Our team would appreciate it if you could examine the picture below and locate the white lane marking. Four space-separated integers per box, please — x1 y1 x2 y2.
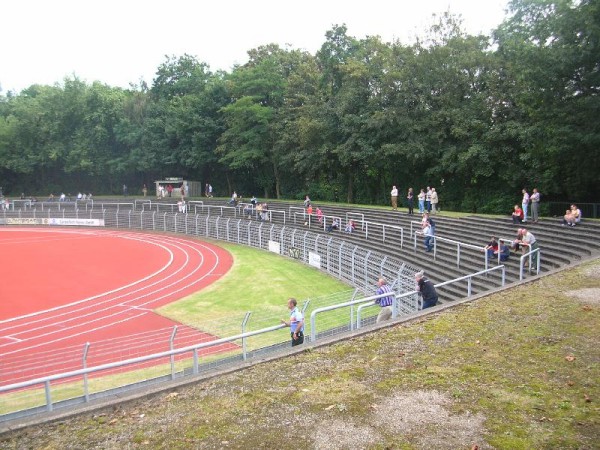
0 232 227 358
0 232 175 325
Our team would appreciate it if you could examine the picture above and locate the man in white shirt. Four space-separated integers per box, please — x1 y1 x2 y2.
390 186 398 210
522 189 530 222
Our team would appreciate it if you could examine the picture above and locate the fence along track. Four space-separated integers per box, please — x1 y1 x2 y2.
0 210 422 424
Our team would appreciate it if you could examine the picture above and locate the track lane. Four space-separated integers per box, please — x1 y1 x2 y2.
0 228 234 385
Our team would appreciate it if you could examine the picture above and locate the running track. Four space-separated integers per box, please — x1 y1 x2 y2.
0 228 234 386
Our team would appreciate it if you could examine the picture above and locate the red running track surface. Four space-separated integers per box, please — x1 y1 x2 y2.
0 228 234 386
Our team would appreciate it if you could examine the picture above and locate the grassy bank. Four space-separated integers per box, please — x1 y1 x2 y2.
2 259 599 449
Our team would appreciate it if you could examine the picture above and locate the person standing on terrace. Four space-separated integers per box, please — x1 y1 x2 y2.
521 188 530 222
391 185 398 211
530 188 541 223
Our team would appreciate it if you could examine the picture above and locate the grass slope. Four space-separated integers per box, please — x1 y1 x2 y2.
157 242 352 325
2 260 599 449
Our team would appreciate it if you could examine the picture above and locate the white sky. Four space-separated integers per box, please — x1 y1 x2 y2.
0 0 509 93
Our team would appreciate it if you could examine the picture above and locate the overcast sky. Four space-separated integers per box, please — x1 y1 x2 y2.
1 0 509 94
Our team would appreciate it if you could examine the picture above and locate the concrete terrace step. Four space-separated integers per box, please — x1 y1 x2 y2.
33 197 597 303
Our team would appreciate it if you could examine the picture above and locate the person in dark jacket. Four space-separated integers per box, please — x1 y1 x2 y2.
415 271 438 309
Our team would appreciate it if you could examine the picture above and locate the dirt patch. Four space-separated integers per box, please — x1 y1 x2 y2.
313 419 380 449
583 265 600 279
373 390 492 449
565 288 600 305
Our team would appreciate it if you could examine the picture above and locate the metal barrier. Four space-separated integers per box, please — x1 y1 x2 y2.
519 247 541 280
414 232 489 269
0 323 287 415
0 207 509 423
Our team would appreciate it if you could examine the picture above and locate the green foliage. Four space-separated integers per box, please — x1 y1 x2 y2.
0 2 597 205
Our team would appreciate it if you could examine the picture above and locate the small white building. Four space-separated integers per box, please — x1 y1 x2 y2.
154 178 202 198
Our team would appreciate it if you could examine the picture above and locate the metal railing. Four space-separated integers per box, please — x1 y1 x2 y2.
413 232 488 269
0 323 287 415
0 206 518 423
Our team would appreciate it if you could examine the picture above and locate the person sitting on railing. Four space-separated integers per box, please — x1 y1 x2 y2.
326 218 340 232
260 202 269 221
243 203 254 219
512 204 524 224
304 204 313 226
496 242 511 262
316 207 324 224
344 220 356 233
484 236 499 260
422 212 436 235
415 271 438 309
513 228 538 267
423 221 434 252
228 191 238 206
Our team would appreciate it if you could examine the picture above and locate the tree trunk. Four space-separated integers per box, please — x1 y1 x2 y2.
346 168 354 204
225 171 233 197
273 163 281 199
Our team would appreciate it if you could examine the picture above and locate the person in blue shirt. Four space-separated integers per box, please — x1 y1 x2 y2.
375 278 395 323
281 298 305 346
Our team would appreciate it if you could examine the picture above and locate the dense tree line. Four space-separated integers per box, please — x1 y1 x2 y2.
0 0 598 212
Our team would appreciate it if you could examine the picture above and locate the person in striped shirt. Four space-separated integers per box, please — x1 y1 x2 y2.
375 278 395 323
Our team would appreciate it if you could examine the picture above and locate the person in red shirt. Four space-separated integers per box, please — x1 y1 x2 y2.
512 204 524 224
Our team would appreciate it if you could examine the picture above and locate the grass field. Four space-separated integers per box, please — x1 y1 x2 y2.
0 241 355 416
157 241 358 339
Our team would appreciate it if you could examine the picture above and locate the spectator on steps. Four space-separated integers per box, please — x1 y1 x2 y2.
303 195 311 208
562 209 575 226
484 236 499 260
423 221 434 252
512 204 524 224
496 242 511 262
316 207 324 224
415 271 438 309
326 218 340 232
570 204 582 225
344 220 356 233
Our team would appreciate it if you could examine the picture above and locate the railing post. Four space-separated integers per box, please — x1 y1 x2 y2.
193 349 199 375
45 380 53 412
83 342 90 402
241 312 252 361
170 326 178 380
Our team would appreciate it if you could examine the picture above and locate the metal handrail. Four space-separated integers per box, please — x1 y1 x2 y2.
414 232 486 269
0 323 287 406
